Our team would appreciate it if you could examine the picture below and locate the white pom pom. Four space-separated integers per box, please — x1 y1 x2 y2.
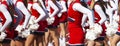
0 32 7 41
29 23 39 30
58 12 62 17
15 25 23 33
21 29 30 38
47 17 55 25
93 23 102 35
106 25 118 37
113 15 119 22
112 20 118 29
29 16 36 25
85 29 97 40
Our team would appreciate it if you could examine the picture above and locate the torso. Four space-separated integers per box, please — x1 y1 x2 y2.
68 1 83 28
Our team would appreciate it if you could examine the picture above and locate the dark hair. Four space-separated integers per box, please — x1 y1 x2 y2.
94 0 109 17
23 0 28 7
7 3 15 29
80 0 88 8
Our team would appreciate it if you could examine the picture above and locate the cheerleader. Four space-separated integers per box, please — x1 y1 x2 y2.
110 0 120 46
92 0 108 46
67 0 94 46
11 0 31 46
44 0 61 46
25 0 48 46
0 0 12 45
57 0 67 46
103 0 118 46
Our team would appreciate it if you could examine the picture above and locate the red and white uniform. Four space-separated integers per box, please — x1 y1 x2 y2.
67 0 94 45
94 3 107 36
31 2 48 31
47 0 60 27
15 0 31 29
59 0 68 23
0 0 15 39
67 0 84 45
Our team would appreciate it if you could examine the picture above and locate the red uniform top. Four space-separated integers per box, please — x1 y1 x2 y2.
0 1 8 25
68 2 83 28
67 1 85 44
49 0 59 26
31 2 48 31
59 0 68 23
94 4 106 36
0 1 16 39
15 0 25 25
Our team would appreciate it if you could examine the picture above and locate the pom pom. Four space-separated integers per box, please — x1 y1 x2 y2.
0 32 7 41
47 17 55 25
15 25 23 33
29 16 36 25
29 23 39 30
106 25 118 37
92 23 103 35
85 29 97 40
21 29 30 38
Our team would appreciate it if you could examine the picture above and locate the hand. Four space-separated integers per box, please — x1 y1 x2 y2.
46 17 55 25
29 23 39 30
0 32 7 41
60 30 65 38
15 25 23 33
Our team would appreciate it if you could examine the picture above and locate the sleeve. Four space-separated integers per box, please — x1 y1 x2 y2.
81 14 87 27
60 1 67 13
73 3 94 28
33 3 46 23
48 1 59 17
94 5 107 25
13 7 23 28
110 1 117 11
16 2 31 29
67 0 72 7
27 3 32 11
0 4 12 32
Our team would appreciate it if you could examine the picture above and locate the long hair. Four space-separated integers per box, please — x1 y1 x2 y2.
7 1 15 29
94 0 109 17
80 0 88 8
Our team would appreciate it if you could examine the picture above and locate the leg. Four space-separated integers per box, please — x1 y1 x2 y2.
44 31 50 46
49 28 59 46
10 40 15 46
36 36 43 46
87 40 95 46
25 34 35 46
15 40 24 46
34 39 37 46
59 23 66 37
111 34 120 46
